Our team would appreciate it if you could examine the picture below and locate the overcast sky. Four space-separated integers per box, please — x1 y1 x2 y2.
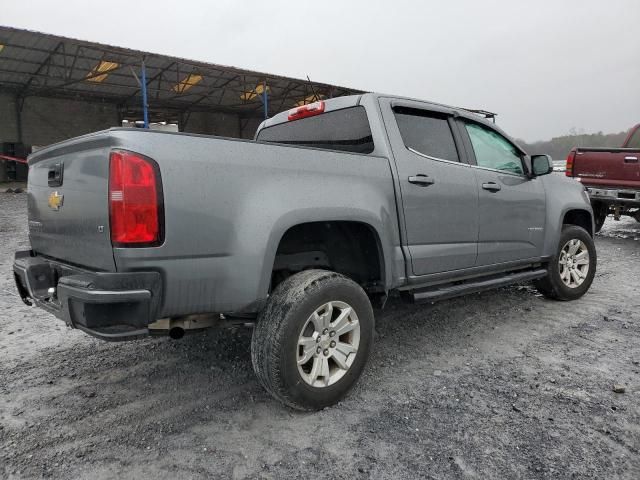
3 0 639 142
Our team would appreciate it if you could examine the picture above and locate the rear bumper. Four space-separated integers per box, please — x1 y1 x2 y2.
585 186 640 206
13 250 162 341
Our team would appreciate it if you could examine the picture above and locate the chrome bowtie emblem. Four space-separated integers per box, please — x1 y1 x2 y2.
48 191 64 211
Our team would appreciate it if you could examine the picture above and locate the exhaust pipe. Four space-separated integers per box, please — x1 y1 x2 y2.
148 314 247 339
168 326 185 340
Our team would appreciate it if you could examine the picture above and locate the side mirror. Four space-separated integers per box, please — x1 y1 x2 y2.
531 154 554 176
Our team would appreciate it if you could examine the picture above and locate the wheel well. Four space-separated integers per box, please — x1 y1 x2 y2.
271 221 384 294
563 209 593 236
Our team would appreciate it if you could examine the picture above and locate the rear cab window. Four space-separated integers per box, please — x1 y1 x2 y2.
627 126 640 148
256 106 374 154
393 107 460 162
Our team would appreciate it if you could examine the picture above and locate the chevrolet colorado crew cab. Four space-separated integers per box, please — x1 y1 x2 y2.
14 93 597 410
565 123 640 231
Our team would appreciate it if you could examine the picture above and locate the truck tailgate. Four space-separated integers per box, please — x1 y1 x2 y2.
27 132 116 271
573 148 640 188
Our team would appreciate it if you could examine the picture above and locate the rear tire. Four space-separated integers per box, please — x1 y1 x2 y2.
594 209 607 233
251 269 374 411
591 202 608 233
534 225 596 301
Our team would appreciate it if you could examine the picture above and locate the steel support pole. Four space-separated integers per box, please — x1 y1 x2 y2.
263 80 268 120
15 95 23 144
141 59 149 128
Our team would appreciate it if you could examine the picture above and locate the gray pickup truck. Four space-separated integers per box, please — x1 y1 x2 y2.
14 93 596 410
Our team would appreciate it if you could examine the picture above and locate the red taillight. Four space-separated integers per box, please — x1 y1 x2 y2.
287 100 325 121
109 150 163 246
565 150 576 177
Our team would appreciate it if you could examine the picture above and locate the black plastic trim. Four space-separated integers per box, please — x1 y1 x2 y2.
13 251 162 341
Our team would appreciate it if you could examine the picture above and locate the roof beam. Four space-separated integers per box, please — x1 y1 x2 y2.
17 41 65 96
173 74 240 107
122 61 176 102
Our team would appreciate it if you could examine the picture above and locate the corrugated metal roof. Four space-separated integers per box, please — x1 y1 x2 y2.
0 26 363 120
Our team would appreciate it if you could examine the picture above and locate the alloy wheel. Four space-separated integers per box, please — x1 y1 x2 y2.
558 239 590 288
296 301 361 387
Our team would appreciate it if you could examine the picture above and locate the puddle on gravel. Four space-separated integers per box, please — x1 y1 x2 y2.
597 218 640 241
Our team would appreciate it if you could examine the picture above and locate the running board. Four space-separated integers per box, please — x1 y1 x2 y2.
409 269 547 304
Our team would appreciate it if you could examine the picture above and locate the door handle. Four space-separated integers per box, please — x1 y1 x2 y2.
48 162 64 187
624 156 638 163
408 175 435 186
482 182 501 192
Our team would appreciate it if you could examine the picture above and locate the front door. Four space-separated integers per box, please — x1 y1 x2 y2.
381 100 479 276
458 120 546 265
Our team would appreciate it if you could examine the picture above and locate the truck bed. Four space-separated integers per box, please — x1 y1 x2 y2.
570 147 640 189
25 128 399 318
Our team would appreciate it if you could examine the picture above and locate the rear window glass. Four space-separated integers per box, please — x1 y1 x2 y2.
627 127 640 148
256 106 374 154
394 107 459 162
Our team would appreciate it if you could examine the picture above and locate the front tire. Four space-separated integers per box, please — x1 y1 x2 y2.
534 225 597 301
251 270 374 411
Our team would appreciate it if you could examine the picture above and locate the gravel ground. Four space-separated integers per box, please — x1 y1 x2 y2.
1 191 639 479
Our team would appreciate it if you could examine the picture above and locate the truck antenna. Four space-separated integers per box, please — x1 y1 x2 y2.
306 75 320 102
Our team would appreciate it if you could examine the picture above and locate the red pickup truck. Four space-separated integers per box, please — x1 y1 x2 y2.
566 124 640 232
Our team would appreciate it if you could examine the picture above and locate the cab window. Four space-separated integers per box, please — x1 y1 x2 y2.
394 107 459 162
464 122 524 175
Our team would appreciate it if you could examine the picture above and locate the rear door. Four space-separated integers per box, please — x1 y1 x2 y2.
380 99 479 276
457 119 546 265
28 136 116 271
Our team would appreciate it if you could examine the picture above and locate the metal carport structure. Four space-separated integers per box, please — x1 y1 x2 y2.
0 25 363 180
0 25 362 137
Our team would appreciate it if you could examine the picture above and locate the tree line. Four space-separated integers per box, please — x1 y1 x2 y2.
516 128 632 160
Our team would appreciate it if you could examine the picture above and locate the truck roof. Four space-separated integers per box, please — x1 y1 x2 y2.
256 93 514 147
259 93 502 129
